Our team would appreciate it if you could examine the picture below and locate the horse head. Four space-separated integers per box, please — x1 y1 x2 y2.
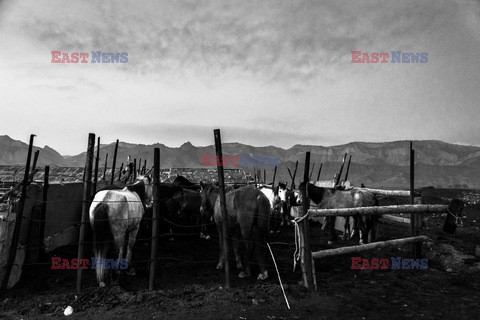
136 175 153 208
276 182 288 203
199 182 214 221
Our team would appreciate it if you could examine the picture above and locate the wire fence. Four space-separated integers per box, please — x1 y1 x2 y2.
1 186 302 290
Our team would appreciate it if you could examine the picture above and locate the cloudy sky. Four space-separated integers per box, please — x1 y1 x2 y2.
0 0 479 155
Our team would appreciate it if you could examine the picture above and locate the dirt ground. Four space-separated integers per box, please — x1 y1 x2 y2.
1 188 480 320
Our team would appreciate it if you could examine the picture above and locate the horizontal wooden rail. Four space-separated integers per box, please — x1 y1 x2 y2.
309 204 448 218
312 235 428 259
0 169 39 204
353 187 420 197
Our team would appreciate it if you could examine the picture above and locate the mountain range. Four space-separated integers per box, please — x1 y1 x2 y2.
1 135 480 189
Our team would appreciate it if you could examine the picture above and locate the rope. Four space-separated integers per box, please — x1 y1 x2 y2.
447 208 463 227
291 210 309 272
266 242 290 310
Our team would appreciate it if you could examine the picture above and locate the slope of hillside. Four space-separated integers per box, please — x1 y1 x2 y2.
2 135 480 188
0 135 67 166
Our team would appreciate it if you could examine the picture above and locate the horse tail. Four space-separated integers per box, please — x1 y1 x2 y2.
92 202 111 285
255 195 271 240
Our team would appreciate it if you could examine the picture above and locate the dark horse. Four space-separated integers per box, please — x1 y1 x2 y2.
298 182 379 244
164 186 203 238
201 184 270 280
173 175 199 190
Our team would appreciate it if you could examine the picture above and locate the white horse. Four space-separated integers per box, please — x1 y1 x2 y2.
89 175 152 287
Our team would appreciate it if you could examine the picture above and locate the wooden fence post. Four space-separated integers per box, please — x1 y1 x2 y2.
111 139 119 185
76 133 95 292
410 142 421 258
344 155 352 182
335 153 347 186
272 166 277 190
0 134 35 295
103 153 108 180
309 163 315 180
317 163 323 181
299 151 315 290
93 137 100 194
292 161 298 189
133 159 137 181
39 166 49 259
31 150 39 173
118 162 124 181
26 165 50 264
149 148 160 291
214 129 230 289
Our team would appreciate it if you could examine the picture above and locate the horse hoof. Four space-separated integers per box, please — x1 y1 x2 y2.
236 262 243 270
276 230 280 234
359 240 364 245
99 282 106 288
257 271 268 280
216 263 223 270
238 271 250 278
270 230 274 234
327 240 335 245
205 235 211 240
127 268 136 276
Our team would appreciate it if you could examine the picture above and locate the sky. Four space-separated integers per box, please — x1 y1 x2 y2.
0 0 479 155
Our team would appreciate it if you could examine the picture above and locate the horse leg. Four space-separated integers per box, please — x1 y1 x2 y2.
343 216 351 240
256 232 268 281
358 216 366 245
216 222 224 270
239 229 252 278
232 236 243 270
367 216 379 243
125 227 139 276
327 217 338 244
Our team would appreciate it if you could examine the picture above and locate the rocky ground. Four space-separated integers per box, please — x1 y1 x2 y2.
1 188 479 320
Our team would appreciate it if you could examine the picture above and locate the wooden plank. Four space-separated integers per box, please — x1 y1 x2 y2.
380 214 410 224
76 133 95 292
312 236 428 259
214 129 230 289
352 187 419 197
300 151 315 290
149 148 160 291
111 139 119 185
309 204 449 218
0 134 35 295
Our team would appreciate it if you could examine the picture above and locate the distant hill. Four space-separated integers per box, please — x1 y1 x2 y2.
0 135 67 167
2 135 480 189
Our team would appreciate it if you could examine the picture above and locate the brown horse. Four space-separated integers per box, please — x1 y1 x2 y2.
199 183 236 239
298 182 379 244
204 185 270 280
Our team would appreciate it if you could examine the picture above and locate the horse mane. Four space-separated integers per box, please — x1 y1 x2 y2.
95 185 123 194
173 175 195 187
306 183 326 204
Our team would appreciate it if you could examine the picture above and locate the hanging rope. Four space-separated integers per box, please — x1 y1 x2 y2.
291 210 309 272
